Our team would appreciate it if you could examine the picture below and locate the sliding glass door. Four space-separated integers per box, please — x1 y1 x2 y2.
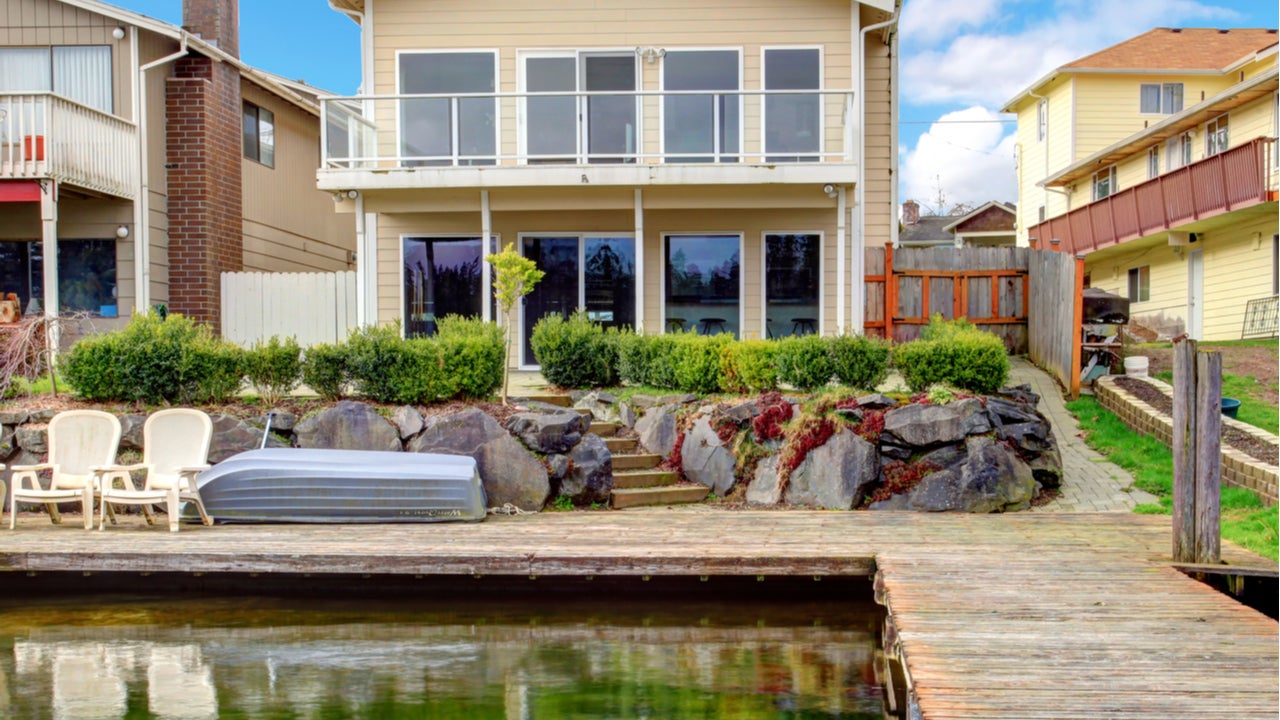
399 51 497 166
521 53 638 164
663 50 740 162
521 235 635 366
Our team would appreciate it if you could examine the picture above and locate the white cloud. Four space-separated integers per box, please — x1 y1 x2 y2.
901 0 1242 108
899 107 1018 211
900 0 1004 45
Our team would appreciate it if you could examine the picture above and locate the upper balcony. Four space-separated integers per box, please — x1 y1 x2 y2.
1027 137 1277 256
0 93 139 199
317 88 858 192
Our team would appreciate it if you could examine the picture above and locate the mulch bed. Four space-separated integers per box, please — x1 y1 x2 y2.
1112 376 1278 466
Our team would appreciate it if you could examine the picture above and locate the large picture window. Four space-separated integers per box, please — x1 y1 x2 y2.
399 51 497 166
0 239 116 315
764 233 820 338
764 48 821 161
402 236 495 338
663 50 740 163
664 234 741 338
0 46 112 112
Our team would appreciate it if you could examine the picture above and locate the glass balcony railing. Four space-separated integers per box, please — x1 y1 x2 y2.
0 92 138 199
320 89 855 171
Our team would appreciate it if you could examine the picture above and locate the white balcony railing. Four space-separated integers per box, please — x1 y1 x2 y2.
321 89 856 174
0 93 139 199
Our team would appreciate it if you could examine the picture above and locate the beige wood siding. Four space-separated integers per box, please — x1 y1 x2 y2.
0 0 136 119
140 30 176 306
862 22 892 253
241 83 356 273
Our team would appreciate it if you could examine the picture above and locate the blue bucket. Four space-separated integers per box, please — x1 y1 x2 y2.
1221 398 1241 419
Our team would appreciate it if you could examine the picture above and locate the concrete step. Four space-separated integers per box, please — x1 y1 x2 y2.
589 421 620 436
604 437 638 453
611 469 680 489
611 453 662 470
611 485 709 509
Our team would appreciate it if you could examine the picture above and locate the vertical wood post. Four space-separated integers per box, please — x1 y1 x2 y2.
884 244 895 342
1194 351 1222 564
1171 339 1196 562
1069 255 1085 399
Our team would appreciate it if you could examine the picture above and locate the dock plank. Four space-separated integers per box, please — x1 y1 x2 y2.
1 510 1275 719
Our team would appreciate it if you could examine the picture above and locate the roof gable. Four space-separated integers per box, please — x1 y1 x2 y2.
944 201 1016 233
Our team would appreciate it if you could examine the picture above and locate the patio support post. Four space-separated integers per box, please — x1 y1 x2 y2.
40 181 59 351
481 190 492 323
634 189 645 333
836 186 847 331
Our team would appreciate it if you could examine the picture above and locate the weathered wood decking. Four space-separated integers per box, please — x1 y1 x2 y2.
1 510 1276 718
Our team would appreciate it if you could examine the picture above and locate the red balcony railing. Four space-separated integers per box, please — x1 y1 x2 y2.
1028 137 1276 255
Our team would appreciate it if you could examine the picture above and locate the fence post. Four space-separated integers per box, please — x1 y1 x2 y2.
884 244 895 342
1069 255 1085 399
1194 350 1222 564
1171 339 1196 562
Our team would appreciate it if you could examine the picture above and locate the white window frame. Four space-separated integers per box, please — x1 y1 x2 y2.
1147 146 1160 179
760 230 824 339
1166 132 1193 172
398 233 500 339
761 45 825 161
395 48 501 166
659 231 746 337
1205 114 1229 157
1139 82 1183 114
1127 265 1150 303
1036 99 1047 142
515 232 636 370
1092 165 1117 201
659 47 744 163
516 50 578 165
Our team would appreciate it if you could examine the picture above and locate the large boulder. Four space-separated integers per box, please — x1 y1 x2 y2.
504 411 587 454
785 429 879 509
15 425 46 454
681 417 736 496
409 407 550 512
746 455 782 506
293 401 400 452
118 414 147 451
557 434 613 505
0 426 15 457
208 414 288 464
391 406 424 440
574 391 620 423
905 436 1038 513
953 398 992 436
883 403 968 447
1026 433 1063 489
635 405 678 458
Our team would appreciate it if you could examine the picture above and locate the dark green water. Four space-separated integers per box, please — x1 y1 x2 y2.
0 593 885 719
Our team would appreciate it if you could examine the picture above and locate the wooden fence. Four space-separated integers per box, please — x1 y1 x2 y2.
865 245 1082 396
221 271 358 347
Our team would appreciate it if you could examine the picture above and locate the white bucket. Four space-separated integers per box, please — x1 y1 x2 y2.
1123 356 1149 377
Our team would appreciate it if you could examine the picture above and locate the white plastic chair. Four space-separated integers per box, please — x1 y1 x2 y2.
97 408 214 532
8 410 122 530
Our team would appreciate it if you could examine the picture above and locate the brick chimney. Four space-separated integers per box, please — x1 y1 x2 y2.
165 0 243 332
183 0 239 58
902 199 920 226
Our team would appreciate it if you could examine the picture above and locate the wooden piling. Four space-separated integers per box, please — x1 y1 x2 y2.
1171 339 1196 562
1195 350 1222 564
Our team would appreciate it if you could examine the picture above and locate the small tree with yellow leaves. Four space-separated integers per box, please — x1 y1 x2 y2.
487 243 545 404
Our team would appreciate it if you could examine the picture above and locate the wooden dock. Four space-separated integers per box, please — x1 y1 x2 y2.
2 510 1276 718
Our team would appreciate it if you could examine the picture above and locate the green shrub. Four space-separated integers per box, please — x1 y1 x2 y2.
720 339 778 393
776 335 833 391
301 342 348 401
63 312 243 404
438 317 504 399
344 324 421 403
894 324 1009 394
244 336 301 405
530 312 618 388
829 334 891 390
920 313 977 342
671 333 731 394
617 333 680 389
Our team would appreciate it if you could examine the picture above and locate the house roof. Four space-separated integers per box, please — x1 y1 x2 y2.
1064 28 1278 72
325 0 900 22
943 201 1016 233
1001 27 1278 112
1041 65 1279 187
898 215 956 247
58 0 323 117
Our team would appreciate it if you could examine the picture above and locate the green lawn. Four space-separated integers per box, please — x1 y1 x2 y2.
1066 395 1278 561
1151 369 1279 434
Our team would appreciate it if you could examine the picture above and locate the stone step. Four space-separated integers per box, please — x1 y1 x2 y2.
611 469 680 489
611 453 662 470
588 421 620 436
611 485 709 509
604 437 638 453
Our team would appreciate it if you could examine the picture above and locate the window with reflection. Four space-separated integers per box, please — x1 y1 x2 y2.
664 235 740 338
764 48 821 162
764 233 820 337
0 239 116 315
520 236 634 366
663 50 739 162
399 52 496 166
402 236 495 337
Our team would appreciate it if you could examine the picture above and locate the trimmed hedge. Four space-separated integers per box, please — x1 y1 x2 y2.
300 342 348 401
529 312 620 389
343 319 504 403
719 339 778 393
244 336 302 405
775 335 834 391
894 317 1009 394
829 334 892 390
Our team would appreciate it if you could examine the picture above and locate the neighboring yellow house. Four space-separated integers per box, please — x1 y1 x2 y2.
1003 28 1278 342
0 0 354 337
321 0 902 367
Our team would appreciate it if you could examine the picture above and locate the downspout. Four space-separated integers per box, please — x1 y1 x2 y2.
856 3 899 334
134 33 189 314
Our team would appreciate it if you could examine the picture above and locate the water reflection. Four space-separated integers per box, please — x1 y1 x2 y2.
0 596 884 719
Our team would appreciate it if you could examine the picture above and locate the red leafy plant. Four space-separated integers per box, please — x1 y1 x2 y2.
863 460 941 505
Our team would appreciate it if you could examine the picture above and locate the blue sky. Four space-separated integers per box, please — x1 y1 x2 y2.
116 0 1278 211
